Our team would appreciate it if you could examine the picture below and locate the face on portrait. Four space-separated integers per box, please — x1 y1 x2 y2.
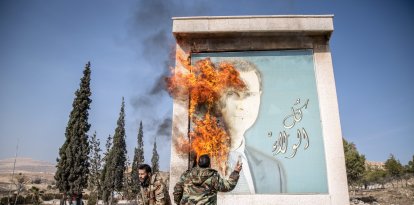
220 70 262 142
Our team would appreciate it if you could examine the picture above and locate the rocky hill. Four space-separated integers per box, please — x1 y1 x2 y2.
0 157 56 196
0 157 55 174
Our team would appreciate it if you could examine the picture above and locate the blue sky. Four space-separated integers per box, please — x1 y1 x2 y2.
0 0 413 171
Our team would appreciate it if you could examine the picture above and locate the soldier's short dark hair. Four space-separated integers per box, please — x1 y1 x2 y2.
198 154 210 168
138 164 152 173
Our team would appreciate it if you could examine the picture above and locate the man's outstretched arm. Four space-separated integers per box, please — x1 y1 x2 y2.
214 159 243 192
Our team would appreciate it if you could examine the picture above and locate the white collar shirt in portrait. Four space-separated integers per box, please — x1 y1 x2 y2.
227 139 256 194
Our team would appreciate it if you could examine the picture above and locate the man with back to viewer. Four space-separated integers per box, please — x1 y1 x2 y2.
175 154 242 205
137 164 171 205
173 152 198 203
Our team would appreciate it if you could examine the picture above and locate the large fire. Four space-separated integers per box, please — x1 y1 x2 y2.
166 51 245 174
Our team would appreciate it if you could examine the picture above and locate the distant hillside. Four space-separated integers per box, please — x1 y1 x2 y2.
0 157 56 174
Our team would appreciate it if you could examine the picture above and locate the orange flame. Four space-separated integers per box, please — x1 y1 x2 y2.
191 113 229 173
166 51 245 174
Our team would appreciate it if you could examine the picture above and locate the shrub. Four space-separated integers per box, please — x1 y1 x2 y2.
87 192 98 205
82 193 90 200
1 195 28 205
42 193 59 201
32 177 42 184
0 197 10 205
1 195 26 205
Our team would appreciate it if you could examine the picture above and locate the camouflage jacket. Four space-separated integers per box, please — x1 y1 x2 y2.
137 172 171 205
173 169 191 204
175 167 240 205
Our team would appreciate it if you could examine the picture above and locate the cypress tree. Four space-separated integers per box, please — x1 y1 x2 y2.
55 62 92 204
131 121 145 193
151 139 160 173
104 135 112 159
100 134 112 204
88 131 102 202
122 156 135 200
100 154 113 204
111 98 127 191
101 98 127 204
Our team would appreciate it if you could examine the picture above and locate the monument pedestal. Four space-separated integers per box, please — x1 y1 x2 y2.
169 15 349 205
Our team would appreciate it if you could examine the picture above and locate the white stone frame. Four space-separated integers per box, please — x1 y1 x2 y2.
169 15 349 205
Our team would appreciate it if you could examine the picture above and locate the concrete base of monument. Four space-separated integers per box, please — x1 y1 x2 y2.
217 194 331 205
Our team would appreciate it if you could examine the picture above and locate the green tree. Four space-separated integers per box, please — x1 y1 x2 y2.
103 135 112 161
55 62 92 205
131 121 145 194
111 98 127 191
101 156 112 204
151 139 160 173
385 154 403 188
100 135 112 204
406 154 414 174
88 131 102 204
122 156 135 200
402 154 414 187
362 166 387 189
101 98 127 205
375 169 387 188
343 138 366 191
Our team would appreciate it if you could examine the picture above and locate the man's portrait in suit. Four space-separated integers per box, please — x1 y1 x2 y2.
192 50 329 194
217 59 286 194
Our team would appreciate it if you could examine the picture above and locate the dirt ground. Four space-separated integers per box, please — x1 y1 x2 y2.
350 179 414 205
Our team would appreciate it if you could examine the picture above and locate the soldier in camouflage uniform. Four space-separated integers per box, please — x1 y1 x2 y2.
137 164 171 205
174 154 242 205
173 152 198 203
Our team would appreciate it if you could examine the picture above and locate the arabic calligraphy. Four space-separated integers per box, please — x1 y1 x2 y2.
285 128 309 159
272 98 310 159
283 98 309 129
272 131 288 155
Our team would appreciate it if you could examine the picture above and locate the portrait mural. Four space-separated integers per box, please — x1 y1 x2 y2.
191 50 328 194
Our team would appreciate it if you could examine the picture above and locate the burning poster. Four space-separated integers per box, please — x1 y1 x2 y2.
167 49 328 194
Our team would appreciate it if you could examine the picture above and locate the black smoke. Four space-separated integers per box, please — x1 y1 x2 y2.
156 118 172 138
128 1 210 158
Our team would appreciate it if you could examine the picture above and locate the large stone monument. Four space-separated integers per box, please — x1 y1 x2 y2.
169 15 349 205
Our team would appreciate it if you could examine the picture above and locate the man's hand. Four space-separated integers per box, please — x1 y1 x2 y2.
234 157 243 172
